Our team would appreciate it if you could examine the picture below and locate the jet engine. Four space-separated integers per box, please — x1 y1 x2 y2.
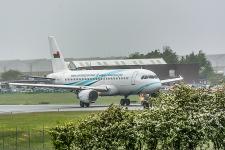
78 89 98 103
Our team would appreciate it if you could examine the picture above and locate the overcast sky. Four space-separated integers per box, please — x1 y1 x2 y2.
0 0 225 60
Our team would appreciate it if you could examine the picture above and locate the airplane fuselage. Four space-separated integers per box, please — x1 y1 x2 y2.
47 69 162 96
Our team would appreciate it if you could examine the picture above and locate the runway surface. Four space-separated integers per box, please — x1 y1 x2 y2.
0 104 143 114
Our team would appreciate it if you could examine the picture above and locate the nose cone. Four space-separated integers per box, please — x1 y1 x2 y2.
142 79 162 94
157 79 162 89
152 79 162 91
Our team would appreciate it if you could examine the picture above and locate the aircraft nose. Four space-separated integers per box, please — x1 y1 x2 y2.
153 79 161 90
141 79 162 93
157 79 162 90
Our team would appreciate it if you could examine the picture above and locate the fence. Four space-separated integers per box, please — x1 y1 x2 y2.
0 126 54 150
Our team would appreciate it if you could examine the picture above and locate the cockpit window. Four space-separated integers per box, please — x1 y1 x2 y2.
141 75 158 79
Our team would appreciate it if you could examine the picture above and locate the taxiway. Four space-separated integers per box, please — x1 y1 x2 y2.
0 104 143 114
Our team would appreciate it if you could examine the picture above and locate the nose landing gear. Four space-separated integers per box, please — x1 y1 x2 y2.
139 93 152 109
141 100 150 109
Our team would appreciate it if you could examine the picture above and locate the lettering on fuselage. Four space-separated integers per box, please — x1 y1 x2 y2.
71 73 123 78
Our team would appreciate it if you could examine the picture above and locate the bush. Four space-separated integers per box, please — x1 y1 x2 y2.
49 122 76 150
73 105 138 150
50 84 225 150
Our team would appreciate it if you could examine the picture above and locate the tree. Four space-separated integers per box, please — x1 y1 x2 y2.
128 52 145 59
1 70 22 81
162 46 179 64
128 46 179 64
180 50 214 79
145 49 162 58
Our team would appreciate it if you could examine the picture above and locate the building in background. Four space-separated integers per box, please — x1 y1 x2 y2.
0 58 200 83
69 58 166 69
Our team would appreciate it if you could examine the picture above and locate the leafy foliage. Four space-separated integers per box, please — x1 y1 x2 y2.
50 85 225 150
1 69 22 81
129 46 179 64
73 105 137 150
180 51 214 79
49 122 76 150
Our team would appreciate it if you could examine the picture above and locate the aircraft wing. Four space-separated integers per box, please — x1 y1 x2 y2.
9 83 107 92
160 76 183 84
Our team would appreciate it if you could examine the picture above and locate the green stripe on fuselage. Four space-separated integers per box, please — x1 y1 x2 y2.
64 70 125 86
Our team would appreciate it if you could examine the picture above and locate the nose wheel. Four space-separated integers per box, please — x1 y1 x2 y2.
120 97 130 106
139 93 151 109
141 101 150 109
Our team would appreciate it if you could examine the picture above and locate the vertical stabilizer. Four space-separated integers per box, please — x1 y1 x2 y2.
48 36 69 73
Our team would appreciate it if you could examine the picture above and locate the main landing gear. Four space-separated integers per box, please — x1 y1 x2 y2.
120 96 130 106
80 101 90 107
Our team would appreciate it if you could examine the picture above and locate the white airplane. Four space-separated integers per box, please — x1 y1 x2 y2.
10 36 183 107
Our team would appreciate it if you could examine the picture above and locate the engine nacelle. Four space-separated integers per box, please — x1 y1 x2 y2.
78 89 98 103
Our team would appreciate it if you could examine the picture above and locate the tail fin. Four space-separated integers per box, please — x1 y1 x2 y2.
48 36 69 73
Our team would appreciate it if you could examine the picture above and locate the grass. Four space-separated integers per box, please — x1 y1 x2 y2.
0 92 139 105
0 93 140 149
0 111 92 129
0 111 93 150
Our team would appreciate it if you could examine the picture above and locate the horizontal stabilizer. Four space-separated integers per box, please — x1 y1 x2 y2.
21 75 55 80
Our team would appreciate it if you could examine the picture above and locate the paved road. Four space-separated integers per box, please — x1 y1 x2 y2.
0 104 143 114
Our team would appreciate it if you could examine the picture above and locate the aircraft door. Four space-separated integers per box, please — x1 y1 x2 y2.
131 71 138 85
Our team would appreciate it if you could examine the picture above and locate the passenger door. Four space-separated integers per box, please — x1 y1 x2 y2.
131 71 138 85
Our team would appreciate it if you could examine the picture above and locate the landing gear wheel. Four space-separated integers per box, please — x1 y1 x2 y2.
80 101 85 107
120 99 125 106
125 99 130 106
84 103 90 107
142 101 150 109
120 99 130 106
80 102 90 108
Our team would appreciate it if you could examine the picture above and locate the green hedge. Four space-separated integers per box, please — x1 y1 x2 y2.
50 84 225 150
